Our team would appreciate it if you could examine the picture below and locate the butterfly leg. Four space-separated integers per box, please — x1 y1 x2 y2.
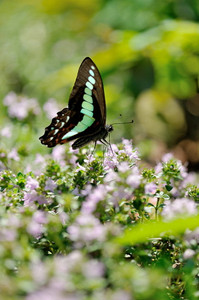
90 141 97 156
100 139 109 146
101 138 114 154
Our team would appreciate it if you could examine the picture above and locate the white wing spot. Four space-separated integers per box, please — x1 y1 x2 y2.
91 65 95 70
60 122 65 128
86 81 93 90
66 116 70 122
89 69 94 77
88 76 95 85
49 137 53 141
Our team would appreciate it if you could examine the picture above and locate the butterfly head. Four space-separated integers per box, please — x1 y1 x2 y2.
106 124 113 133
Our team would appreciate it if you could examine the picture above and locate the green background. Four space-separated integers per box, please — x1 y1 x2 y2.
1 0 199 167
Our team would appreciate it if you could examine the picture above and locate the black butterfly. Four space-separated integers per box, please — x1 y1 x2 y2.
39 57 113 149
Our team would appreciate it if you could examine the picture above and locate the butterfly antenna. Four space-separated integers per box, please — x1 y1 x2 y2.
111 120 134 126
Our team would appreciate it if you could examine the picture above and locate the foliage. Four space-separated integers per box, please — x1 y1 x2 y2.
1 1 199 299
1 96 199 299
1 0 199 151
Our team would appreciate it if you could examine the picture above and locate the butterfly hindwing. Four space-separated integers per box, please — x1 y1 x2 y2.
39 57 106 148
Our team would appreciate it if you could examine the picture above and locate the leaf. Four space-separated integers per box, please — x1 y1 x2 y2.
115 214 199 245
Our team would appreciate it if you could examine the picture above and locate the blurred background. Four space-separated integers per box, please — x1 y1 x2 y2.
1 0 199 169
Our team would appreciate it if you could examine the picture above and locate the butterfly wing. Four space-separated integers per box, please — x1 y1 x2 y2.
39 57 106 148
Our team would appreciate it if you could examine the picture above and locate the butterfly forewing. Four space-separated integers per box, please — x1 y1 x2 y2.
69 57 106 125
39 57 106 148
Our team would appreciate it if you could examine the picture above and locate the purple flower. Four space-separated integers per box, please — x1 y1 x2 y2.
103 150 118 170
58 211 68 225
0 228 17 242
68 213 106 243
185 228 199 245
162 153 173 162
154 162 162 174
43 98 60 119
45 178 57 192
52 145 65 165
126 167 141 188
183 249 195 259
27 211 47 238
82 260 105 278
33 211 47 224
111 187 131 205
23 190 48 206
122 138 139 161
8 148 20 161
145 182 157 194
3 92 40 120
81 184 107 214
35 154 46 165
181 172 197 188
3 91 16 106
162 198 197 220
26 176 39 190
118 161 130 173
1 125 12 137
26 288 70 300
104 169 120 183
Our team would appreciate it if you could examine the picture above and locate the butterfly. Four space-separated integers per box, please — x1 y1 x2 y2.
39 57 113 150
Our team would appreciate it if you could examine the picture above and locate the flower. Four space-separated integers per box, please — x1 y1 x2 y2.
103 148 118 170
26 176 39 190
161 198 197 220
122 138 139 161
145 182 157 194
52 145 65 164
126 167 141 188
67 213 106 243
1 125 12 137
43 98 60 119
45 178 57 192
8 148 20 161
82 260 105 278
118 161 130 173
3 92 40 120
81 184 107 214
23 190 48 206
162 153 173 162
27 211 47 238
183 249 195 259
184 228 199 245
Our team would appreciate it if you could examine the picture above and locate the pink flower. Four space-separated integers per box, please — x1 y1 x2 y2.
27 211 47 238
8 148 20 161
82 260 104 278
3 92 40 120
68 214 106 243
43 98 60 119
45 178 57 192
26 176 39 190
81 184 107 214
145 182 157 194
52 145 65 163
162 198 197 220
126 167 141 188
23 190 48 206
1 125 12 137
183 249 195 259
118 161 129 173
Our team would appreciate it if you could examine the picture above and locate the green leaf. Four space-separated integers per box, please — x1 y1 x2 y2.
115 214 199 245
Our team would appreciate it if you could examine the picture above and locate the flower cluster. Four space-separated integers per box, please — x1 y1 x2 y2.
0 138 199 299
3 92 40 120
